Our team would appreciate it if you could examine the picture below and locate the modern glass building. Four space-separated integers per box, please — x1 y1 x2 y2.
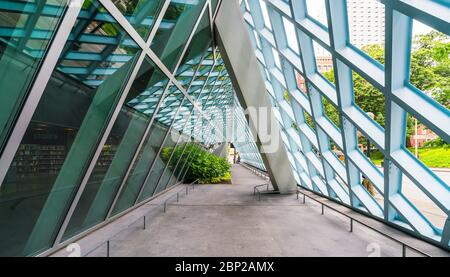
0 0 448 256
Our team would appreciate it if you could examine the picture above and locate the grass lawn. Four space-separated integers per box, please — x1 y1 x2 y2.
370 147 450 168
370 150 384 166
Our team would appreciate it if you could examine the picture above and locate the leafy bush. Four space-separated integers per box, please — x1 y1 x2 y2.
161 143 231 184
423 137 449 148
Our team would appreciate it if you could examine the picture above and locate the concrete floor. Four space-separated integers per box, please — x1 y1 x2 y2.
51 164 449 257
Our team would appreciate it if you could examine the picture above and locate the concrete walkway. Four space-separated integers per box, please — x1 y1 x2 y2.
51 164 449 257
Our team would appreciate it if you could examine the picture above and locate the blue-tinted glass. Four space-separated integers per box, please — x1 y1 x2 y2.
0 0 141 256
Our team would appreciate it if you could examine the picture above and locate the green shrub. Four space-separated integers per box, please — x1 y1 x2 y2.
161 143 231 184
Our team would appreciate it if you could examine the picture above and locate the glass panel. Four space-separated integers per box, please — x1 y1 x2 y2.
163 111 201 189
347 0 385 63
62 57 168 240
0 0 141 256
111 0 166 39
211 0 220 15
0 0 68 155
111 84 185 215
150 0 206 72
174 12 211 88
138 100 194 200
305 0 328 28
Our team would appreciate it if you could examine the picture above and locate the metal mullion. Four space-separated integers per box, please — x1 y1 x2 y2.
324 0 375 211
166 2 210 105
162 115 210 190
176 145 198 183
98 0 148 49
144 0 172 45
134 96 191 203
17 0 46 51
105 81 173 219
0 0 84 188
283 1 329 188
98 0 214 219
51 4 176 245
196 64 225 112
184 52 212 93
52 47 149 247
161 128 197 189
160 75 218 191
179 137 210 183
186 49 219 95
208 0 216 59
152 109 199 193
180 133 214 181
107 1 209 116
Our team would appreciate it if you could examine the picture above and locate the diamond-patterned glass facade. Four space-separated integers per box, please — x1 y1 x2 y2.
0 0 448 256
241 0 449 249
0 0 263 256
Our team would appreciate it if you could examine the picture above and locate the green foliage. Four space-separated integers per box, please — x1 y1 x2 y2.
303 111 315 129
423 137 449 148
370 150 385 165
322 32 449 133
407 147 450 168
162 143 231 184
210 172 232 184
322 96 340 127
283 90 291 103
370 142 450 167
410 31 450 109
323 65 385 127
361 44 385 64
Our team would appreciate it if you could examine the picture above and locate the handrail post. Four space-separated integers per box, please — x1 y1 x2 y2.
402 244 406 257
106 240 110 257
177 192 179 202
350 218 353 232
186 186 188 195
143 216 146 230
321 204 324 215
303 194 306 204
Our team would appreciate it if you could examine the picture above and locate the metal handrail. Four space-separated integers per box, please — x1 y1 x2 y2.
241 163 270 182
163 180 198 213
296 188 431 257
253 183 270 201
81 180 198 257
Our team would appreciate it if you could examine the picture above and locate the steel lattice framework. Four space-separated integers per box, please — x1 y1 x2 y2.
241 0 449 249
0 0 264 256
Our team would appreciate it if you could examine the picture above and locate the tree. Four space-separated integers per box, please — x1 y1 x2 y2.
322 31 449 146
322 44 386 128
410 31 450 109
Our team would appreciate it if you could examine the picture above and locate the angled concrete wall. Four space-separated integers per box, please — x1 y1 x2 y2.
214 0 296 194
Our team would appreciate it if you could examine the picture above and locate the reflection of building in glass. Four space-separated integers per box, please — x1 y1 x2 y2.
410 126 438 147
296 56 333 89
347 0 385 47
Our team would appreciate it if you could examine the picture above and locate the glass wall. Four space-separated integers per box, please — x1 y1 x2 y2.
0 0 69 154
241 0 450 249
62 57 169 240
0 0 236 256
